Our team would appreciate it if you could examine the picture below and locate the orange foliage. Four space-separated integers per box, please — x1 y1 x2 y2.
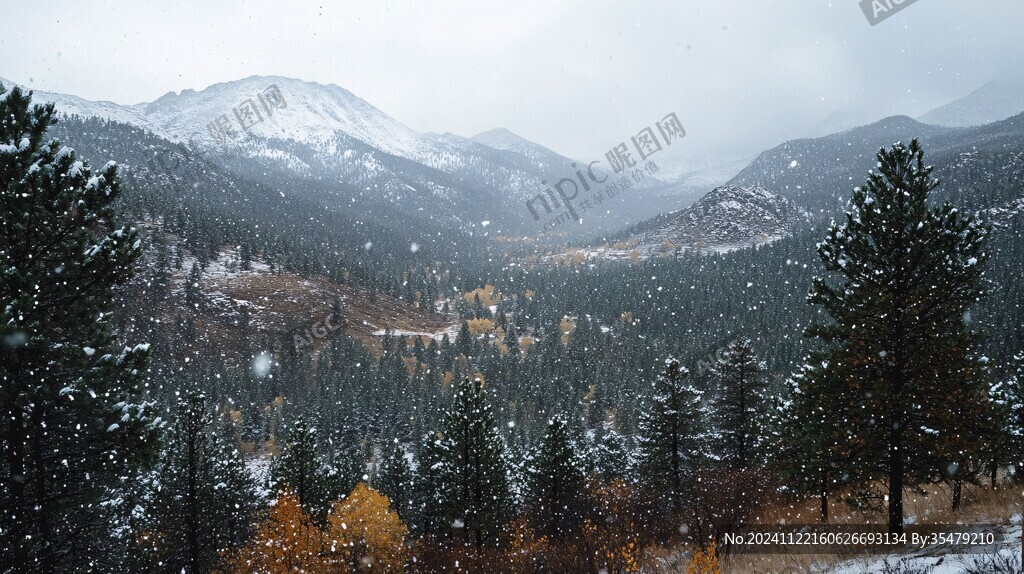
463 284 500 307
467 318 495 335
219 489 325 574
580 480 645 573
518 336 535 353
325 483 408 572
685 541 720 574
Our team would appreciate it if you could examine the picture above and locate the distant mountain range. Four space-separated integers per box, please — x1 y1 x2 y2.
585 105 1024 259
918 81 1024 128
0 75 690 239
730 112 1024 221
810 80 1024 137
5 73 1023 253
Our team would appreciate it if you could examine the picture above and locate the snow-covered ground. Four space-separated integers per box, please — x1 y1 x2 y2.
820 518 1022 574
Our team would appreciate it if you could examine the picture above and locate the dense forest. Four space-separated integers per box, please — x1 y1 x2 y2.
2 78 1023 574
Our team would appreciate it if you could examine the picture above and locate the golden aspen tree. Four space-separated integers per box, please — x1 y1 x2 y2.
324 483 409 572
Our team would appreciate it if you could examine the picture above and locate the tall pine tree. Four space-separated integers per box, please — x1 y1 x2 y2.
806 139 990 533
139 391 257 573
437 377 510 550
637 358 702 515
0 84 162 570
524 416 587 540
709 338 768 470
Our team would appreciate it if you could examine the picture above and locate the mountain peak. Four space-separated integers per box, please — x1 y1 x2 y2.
470 127 536 149
918 80 1024 127
589 185 805 260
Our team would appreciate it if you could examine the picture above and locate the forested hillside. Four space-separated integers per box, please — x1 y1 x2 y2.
3 68 1024 573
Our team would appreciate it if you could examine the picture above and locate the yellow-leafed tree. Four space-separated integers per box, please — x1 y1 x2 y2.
324 483 409 572
685 541 720 574
218 489 326 574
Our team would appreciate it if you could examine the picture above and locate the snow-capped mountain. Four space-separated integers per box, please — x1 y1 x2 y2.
561 184 805 262
918 81 1024 128
2 75 574 234
470 127 581 174
630 185 805 254
0 76 152 127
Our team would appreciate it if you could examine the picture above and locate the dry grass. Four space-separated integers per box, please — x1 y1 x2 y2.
643 482 1024 574
154 240 454 362
747 480 1024 527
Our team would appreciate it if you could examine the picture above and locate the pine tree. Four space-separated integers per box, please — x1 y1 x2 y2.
637 358 703 515
778 363 860 522
456 321 473 357
1008 355 1024 482
524 416 587 540
709 338 768 470
0 84 162 569
437 377 510 550
413 432 446 537
984 377 1012 490
185 261 203 310
271 416 346 518
592 421 631 482
806 139 990 534
375 441 415 524
141 391 257 573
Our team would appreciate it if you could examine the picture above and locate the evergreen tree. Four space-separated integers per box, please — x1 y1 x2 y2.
637 358 702 515
806 139 990 534
592 421 632 482
1008 355 1024 482
456 321 473 357
524 416 587 540
0 84 162 570
185 261 203 310
709 338 768 470
414 432 446 537
141 391 257 573
778 364 860 522
375 441 416 523
270 415 351 519
437 377 510 550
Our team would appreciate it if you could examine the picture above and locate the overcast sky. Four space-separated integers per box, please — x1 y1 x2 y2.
2 1 1023 160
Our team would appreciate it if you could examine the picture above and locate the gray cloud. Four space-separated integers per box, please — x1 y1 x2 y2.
2 0 1022 161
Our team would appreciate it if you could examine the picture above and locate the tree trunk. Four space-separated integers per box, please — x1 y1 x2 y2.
31 408 52 571
952 479 962 512
187 425 199 574
6 402 27 569
819 467 829 523
887 422 904 535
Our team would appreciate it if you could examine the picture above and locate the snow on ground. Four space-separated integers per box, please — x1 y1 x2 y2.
543 233 786 265
244 456 273 501
372 324 460 341
821 520 1022 574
